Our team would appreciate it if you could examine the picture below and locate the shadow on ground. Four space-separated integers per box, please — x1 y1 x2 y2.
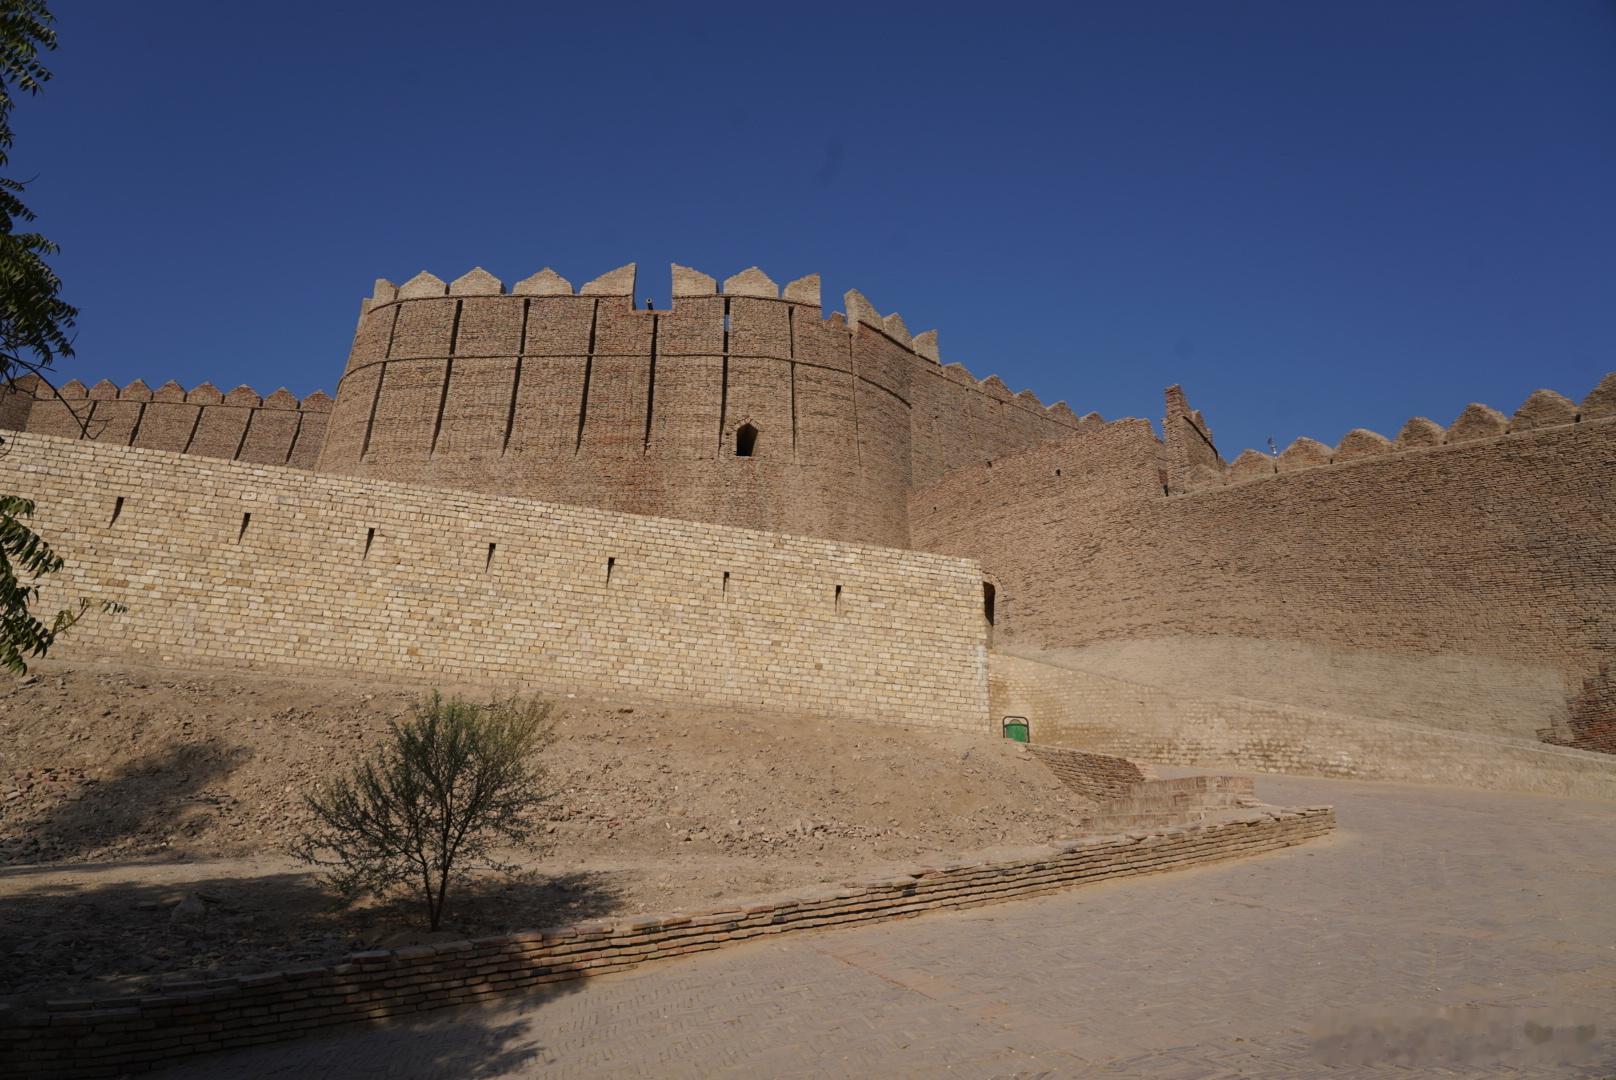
0 862 624 1004
151 985 587 1080
1 737 251 863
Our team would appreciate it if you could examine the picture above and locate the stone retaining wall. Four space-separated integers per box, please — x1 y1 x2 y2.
0 808 1334 1078
1027 744 1146 801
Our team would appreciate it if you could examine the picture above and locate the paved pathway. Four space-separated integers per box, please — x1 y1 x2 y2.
159 774 1616 1078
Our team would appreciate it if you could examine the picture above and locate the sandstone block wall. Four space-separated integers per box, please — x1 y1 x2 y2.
0 433 991 731
914 408 1616 684
990 653 1616 801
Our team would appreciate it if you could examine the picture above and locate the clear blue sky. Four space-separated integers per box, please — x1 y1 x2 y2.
15 1 1616 456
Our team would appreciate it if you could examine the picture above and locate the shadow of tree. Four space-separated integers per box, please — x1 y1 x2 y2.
150 996 579 1079
1 736 251 863
0 863 624 1003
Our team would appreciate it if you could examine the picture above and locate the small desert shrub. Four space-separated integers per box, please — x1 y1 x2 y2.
292 692 553 930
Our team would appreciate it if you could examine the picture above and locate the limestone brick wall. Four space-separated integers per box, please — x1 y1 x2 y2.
914 406 1616 683
990 653 1616 801
0 433 991 731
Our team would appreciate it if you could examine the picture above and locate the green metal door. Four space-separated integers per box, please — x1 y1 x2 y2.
1002 716 1029 742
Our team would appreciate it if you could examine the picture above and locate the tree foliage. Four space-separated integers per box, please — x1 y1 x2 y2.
292 693 554 931
0 494 120 673
0 2 118 673
0 0 74 379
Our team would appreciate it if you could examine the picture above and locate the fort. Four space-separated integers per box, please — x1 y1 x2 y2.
0 260 1612 771
2 260 1616 1077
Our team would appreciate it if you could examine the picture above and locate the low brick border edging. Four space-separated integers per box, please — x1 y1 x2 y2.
0 806 1335 1078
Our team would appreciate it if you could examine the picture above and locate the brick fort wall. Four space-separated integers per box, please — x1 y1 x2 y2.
315 264 1080 548
914 394 1616 684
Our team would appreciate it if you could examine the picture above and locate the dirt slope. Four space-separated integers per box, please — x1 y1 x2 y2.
0 662 1087 1002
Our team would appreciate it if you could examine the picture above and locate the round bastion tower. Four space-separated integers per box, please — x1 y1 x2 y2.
316 263 924 547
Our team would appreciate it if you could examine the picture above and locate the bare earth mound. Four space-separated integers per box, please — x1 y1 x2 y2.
0 663 1090 1003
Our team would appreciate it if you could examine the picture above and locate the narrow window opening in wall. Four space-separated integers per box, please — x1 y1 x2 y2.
986 460 992 469
485 542 496 571
735 423 758 457
722 570 730 595
834 583 842 612
363 527 376 560
1055 469 1061 476
237 512 251 543
606 556 615 584
983 582 996 626
109 496 125 527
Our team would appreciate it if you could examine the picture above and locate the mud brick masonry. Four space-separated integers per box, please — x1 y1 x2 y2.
0 258 1611 748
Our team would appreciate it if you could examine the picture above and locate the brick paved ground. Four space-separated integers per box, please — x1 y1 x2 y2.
157 774 1616 1078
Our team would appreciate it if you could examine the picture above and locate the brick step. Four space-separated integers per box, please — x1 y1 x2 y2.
1125 776 1255 797
1083 810 1207 829
1102 794 1241 814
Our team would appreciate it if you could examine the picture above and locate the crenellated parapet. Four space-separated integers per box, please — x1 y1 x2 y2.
1161 385 1223 494
0 373 332 468
346 263 1080 426
1190 373 1616 490
0 259 1085 550
322 262 1082 546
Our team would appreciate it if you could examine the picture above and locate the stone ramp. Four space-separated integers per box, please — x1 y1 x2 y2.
1014 637 1570 742
994 651 1616 801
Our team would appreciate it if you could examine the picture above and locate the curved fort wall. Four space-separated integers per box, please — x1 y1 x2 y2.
0 263 1081 548
316 263 1078 547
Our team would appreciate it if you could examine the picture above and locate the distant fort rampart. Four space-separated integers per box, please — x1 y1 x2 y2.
0 376 332 468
